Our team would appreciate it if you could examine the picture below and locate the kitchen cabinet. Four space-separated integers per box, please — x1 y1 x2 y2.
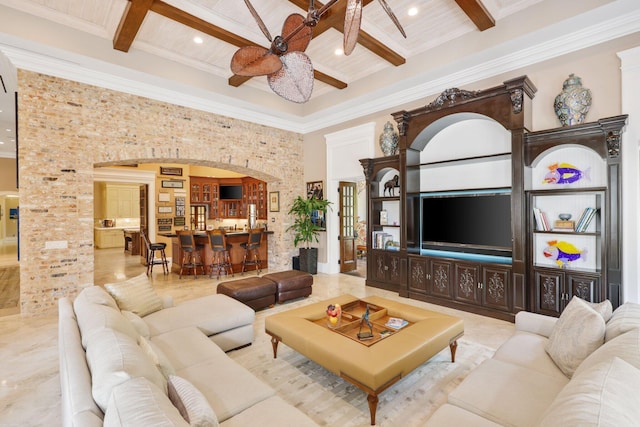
95 228 124 249
96 183 140 218
189 176 266 220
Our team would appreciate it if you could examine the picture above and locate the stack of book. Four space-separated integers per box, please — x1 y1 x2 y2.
576 207 598 232
385 317 408 330
532 207 551 231
372 231 393 249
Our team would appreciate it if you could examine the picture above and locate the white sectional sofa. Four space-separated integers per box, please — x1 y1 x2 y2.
58 274 318 426
426 297 640 426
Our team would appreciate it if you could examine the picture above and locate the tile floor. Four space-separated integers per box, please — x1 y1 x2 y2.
0 248 515 426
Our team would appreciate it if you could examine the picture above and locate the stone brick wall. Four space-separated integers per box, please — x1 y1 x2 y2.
17 70 304 315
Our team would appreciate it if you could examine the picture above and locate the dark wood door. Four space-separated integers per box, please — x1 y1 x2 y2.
339 181 357 273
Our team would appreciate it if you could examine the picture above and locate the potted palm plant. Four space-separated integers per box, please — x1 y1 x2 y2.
287 195 332 274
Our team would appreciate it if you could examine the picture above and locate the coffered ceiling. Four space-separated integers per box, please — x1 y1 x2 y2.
0 0 638 158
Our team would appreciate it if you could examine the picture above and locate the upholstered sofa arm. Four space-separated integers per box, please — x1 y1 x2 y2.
515 311 558 338
161 295 173 309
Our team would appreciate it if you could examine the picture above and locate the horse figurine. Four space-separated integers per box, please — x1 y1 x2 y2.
383 175 399 196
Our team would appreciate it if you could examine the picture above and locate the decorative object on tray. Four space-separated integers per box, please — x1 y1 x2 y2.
326 303 342 329
554 214 575 231
357 305 374 340
543 162 590 185
385 317 408 330
383 174 399 196
543 240 586 268
379 121 399 156
554 74 592 126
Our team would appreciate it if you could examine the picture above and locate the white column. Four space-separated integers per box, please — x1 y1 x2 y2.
617 46 640 303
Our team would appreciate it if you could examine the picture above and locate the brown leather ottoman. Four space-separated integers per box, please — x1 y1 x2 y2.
217 277 277 311
262 270 313 303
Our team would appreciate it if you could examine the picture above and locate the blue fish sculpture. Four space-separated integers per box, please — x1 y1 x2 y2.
543 240 586 268
544 163 590 184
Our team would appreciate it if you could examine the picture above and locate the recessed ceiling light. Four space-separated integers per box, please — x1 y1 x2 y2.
0 141 4 145
335 48 344 56
408 7 418 17
5 129 10 132
193 36 203 44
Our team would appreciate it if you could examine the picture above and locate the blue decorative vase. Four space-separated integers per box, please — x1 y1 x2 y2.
379 121 399 156
554 74 592 126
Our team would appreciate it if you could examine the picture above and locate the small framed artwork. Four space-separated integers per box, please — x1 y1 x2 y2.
306 181 324 200
269 191 280 212
158 206 173 214
162 180 183 189
160 166 182 176
158 192 171 202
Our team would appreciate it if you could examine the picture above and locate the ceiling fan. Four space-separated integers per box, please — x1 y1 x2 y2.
230 0 406 103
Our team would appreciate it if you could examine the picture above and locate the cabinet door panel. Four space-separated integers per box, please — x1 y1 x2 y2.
429 259 452 298
482 266 511 311
387 252 404 285
567 273 599 302
408 256 428 293
371 250 387 282
454 262 480 304
534 270 563 317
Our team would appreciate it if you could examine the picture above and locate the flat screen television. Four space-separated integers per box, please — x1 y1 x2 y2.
422 190 512 257
219 185 243 200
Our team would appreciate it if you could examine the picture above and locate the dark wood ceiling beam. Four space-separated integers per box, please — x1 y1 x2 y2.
455 0 495 31
113 0 155 52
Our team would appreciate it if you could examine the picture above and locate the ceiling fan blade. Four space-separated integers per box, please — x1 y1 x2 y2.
343 0 362 55
244 0 273 41
281 13 312 53
267 51 314 103
230 46 283 77
377 0 407 38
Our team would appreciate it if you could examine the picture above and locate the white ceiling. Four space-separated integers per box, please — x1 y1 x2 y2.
0 0 639 158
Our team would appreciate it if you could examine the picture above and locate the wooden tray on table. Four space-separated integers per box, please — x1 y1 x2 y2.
312 300 413 347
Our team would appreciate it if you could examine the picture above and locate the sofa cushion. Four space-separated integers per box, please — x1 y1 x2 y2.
74 285 119 310
545 296 605 377
538 357 640 426
168 375 218 427
143 294 254 338
122 310 150 339
103 377 189 427
139 336 176 378
588 299 613 322
218 396 317 427
605 302 640 342
74 302 139 349
85 328 167 412
447 358 568 427
150 327 228 372
492 331 564 378
176 358 274 423
105 273 163 317
424 403 503 427
574 327 640 377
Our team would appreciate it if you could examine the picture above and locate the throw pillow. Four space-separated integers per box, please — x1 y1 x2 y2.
105 273 163 317
545 296 605 377
587 299 613 322
538 357 640 426
168 375 218 427
139 336 176 378
104 377 189 427
73 285 119 310
605 302 640 342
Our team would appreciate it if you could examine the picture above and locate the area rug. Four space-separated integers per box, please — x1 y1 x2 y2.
229 297 495 426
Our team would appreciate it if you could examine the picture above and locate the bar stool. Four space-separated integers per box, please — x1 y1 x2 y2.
177 230 205 279
241 228 264 275
141 230 168 275
207 229 234 280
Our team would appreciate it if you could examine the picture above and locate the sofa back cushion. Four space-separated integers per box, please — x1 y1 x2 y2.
105 273 163 317
545 296 605 377
74 285 119 310
104 377 189 427
85 328 167 412
538 357 640 426
574 327 640 378
605 302 640 342
74 302 139 349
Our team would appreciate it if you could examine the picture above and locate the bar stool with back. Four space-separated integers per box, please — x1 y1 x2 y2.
241 228 264 275
177 230 205 279
207 229 234 279
140 229 169 275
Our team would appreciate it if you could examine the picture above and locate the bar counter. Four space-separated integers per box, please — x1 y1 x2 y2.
160 230 273 275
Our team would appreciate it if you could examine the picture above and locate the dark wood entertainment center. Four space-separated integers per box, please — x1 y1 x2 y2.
361 76 627 321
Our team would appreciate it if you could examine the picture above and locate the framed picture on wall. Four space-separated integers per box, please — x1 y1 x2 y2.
306 181 324 200
160 166 182 176
269 191 280 212
161 180 183 189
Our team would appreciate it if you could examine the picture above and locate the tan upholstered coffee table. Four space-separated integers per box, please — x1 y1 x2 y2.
265 294 464 425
